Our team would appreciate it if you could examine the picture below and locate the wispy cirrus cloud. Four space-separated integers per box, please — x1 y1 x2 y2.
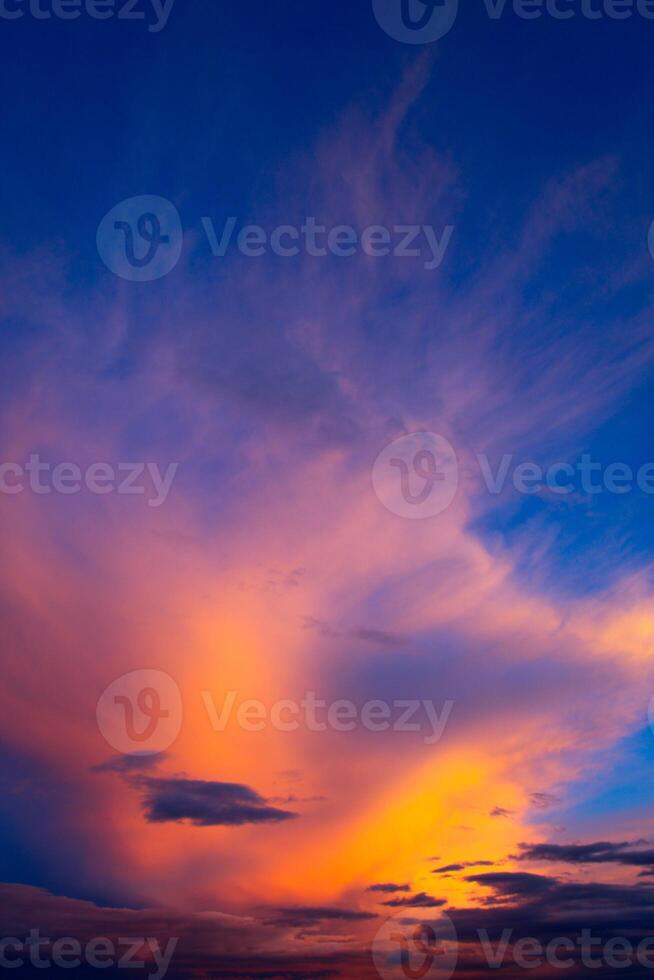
1 59 654 949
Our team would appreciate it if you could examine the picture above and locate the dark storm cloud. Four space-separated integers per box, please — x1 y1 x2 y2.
450 867 654 974
132 775 298 826
0 883 371 980
517 840 654 867
432 861 495 873
95 755 299 827
10 866 654 980
465 871 558 899
382 892 446 908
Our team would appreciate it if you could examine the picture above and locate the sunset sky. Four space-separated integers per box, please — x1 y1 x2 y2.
2 2 654 978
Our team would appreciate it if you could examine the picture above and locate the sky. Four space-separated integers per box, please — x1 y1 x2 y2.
2 1 654 979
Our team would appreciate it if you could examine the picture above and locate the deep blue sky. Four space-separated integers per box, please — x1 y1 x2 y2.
3 0 654 585
1 0 654 255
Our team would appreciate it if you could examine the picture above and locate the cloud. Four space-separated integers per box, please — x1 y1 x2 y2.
91 753 168 773
451 869 654 963
382 892 446 908
432 861 495 873
366 882 411 893
302 617 404 648
267 906 377 928
96 758 300 827
517 840 654 868
267 794 327 804
464 871 557 899
0 883 371 980
528 792 562 810
131 775 299 826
